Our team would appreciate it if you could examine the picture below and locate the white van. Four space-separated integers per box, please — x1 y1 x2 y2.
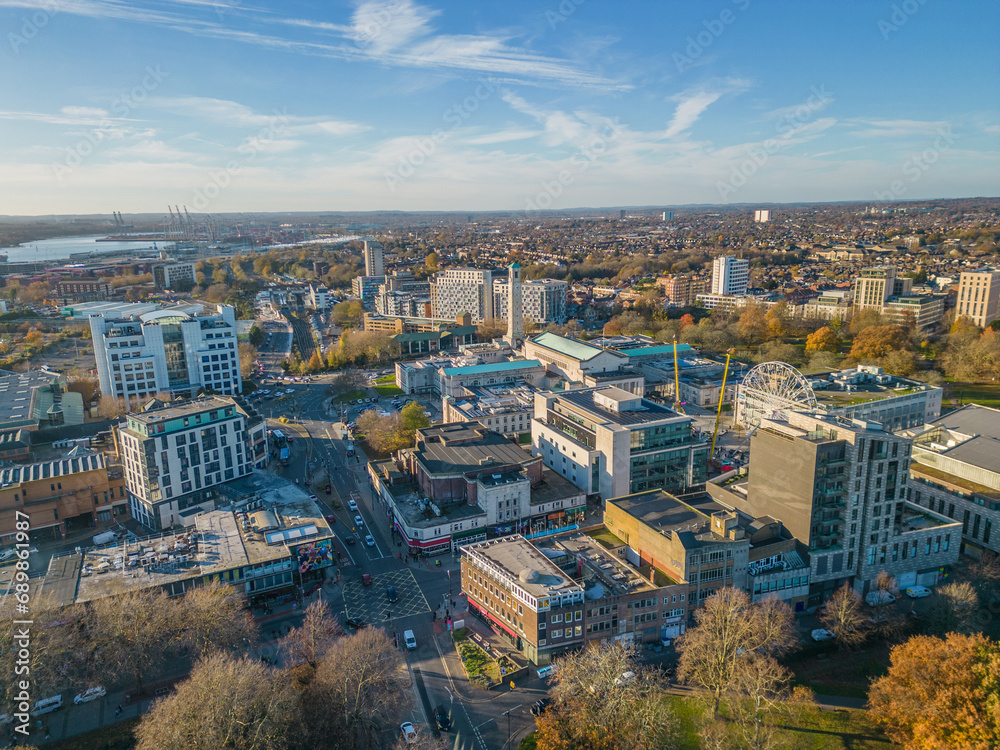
31 694 63 716
403 629 417 651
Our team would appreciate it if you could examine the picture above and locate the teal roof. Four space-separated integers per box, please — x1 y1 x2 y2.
626 343 694 358
509 261 521 268
531 332 608 362
441 359 541 377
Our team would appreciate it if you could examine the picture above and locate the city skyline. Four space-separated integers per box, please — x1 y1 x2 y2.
1 0 997 214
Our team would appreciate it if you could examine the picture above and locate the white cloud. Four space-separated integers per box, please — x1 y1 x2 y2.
663 90 723 139
847 119 951 138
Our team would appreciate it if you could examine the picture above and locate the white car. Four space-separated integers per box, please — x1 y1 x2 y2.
354 515 364 526
365 535 375 547
865 590 896 607
347 500 358 511
0 549 16 562
905 585 931 599
74 686 106 704
400 722 417 744
810 628 835 642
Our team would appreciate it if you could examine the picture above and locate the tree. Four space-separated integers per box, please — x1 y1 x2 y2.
425 252 439 271
881 348 917 377
307 350 324 372
869 632 1000 750
765 301 791 340
398 400 430 439
178 581 259 659
927 581 980 636
279 599 342 669
676 588 797 716
67 374 99 406
737 303 768 345
819 584 867 649
248 325 265 347
22 281 53 304
24 329 43 346
239 342 259 377
679 313 695 330
849 307 884 336
805 326 840 353
327 369 368 398
728 654 791 750
476 317 507 342
850 324 909 360
97 394 128 419
135 653 299 750
535 642 674 750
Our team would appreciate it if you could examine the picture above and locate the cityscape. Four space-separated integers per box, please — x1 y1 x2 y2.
0 2 999 750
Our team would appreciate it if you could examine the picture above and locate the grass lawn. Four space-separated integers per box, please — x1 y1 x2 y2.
47 718 140 750
454 632 501 688
666 696 892 750
788 644 890 699
375 374 395 384
333 389 365 403
945 381 1000 410
374 384 403 396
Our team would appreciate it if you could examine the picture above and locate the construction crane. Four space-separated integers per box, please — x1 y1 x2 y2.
710 349 734 463
672 335 685 414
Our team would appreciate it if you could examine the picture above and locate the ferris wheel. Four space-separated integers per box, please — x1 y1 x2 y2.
735 361 817 428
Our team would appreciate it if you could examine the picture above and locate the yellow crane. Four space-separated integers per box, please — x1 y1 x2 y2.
710 349 734 463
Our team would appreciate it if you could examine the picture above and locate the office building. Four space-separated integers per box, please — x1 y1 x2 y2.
367 423 585 554
431 268 495 322
55 278 112 301
0 450 127 545
117 396 267 531
710 256 750 296
351 275 385 303
91 305 242 401
955 268 1000 327
532 386 708 499
904 405 1000 558
441 384 535 439
493 276 568 326
709 412 960 603
662 211 674 221
152 261 197 291
363 240 384 278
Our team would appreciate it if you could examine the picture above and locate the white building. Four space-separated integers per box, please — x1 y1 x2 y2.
363 240 385 277
306 284 331 310
753 210 771 223
493 276 568 326
431 268 495 322
118 396 267 531
153 261 197 290
90 304 242 401
711 256 750 296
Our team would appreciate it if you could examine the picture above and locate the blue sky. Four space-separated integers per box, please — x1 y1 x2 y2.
1 0 997 214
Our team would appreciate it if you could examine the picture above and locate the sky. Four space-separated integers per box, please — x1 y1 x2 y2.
0 0 998 215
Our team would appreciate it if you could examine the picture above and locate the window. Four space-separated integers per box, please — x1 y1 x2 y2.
552 629 562 638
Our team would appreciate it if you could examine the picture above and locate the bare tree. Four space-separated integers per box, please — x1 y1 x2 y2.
135 653 299 750
676 588 797 717
928 581 980 635
820 584 867 649
728 654 790 750
327 368 369 398
537 641 674 750
279 599 342 668
97 394 128 419
179 581 260 658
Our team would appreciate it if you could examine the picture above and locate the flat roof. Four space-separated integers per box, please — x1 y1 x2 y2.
414 423 537 474
530 332 607 362
464 535 582 600
924 403 1000 441
440 359 541 377
558 388 688 427
0 370 61 426
626 343 694 358
609 490 742 549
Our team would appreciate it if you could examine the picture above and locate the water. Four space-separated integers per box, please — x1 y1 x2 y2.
0 235 167 263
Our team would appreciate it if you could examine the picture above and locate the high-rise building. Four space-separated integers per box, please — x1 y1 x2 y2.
710 256 750 296
493 277 568 325
152 261 197 290
431 268 494 322
854 266 901 310
117 396 268 531
662 211 674 221
506 262 524 345
753 209 771 223
712 412 960 603
363 240 384 277
955 267 1000 327
91 305 242 401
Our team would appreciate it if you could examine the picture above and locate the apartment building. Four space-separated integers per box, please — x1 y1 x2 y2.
91 304 242 400
0 451 127 545
493 277 568 325
710 412 960 603
955 268 1000 327
431 268 494 322
152 261 197 291
532 386 709 499
904 405 1000 558
306 284 331 310
363 240 385 277
656 275 707 307
852 265 943 328
710 256 749 296
117 397 267 531
55 278 113 301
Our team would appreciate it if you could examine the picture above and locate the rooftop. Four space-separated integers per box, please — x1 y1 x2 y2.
609 490 746 550
440 359 542 377
558 388 690 427
530 332 609 362
413 423 538 474
534 531 663 596
0 370 68 428
0 451 105 489
463 535 583 600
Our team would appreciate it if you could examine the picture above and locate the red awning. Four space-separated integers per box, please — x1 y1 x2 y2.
468 595 518 639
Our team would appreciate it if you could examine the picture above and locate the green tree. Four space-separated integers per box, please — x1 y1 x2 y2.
248 325 265 347
398 401 430 439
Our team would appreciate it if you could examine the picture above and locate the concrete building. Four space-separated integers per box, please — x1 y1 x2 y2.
524 332 633 386
493 276 568 326
754 209 771 223
0 370 85 435
853 265 943 328
904 405 1000 559
351 275 385 302
506 262 524 346
461 531 688 665
368 423 585 554
711 256 750 296
152 261 197 290
807 366 942 431
800 291 853 321
363 240 385 278
532 386 709 499
955 267 1000 327
656 275 707 307
117 397 267 531
709 412 960 603
441 384 535 439
306 284 331 310
439 360 546 398
91 305 242 400
431 268 494 322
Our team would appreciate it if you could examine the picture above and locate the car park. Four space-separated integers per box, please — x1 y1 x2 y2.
354 515 364 526
810 628 835 642
905 585 931 598
400 722 417 744
74 686 106 704
365 535 375 547
434 705 451 731
865 590 896 606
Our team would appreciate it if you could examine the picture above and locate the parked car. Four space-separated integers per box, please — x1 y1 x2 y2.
865 590 896 606
434 705 451 731
345 618 366 630
530 698 552 717
74 686 106 705
400 722 417 744
365 535 375 547
810 628 835 642
387 585 397 602
905 585 931 598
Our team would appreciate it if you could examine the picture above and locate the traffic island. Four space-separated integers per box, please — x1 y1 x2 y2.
453 629 513 689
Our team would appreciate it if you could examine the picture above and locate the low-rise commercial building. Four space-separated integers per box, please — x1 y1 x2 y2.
0 370 85 435
441 385 535 439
